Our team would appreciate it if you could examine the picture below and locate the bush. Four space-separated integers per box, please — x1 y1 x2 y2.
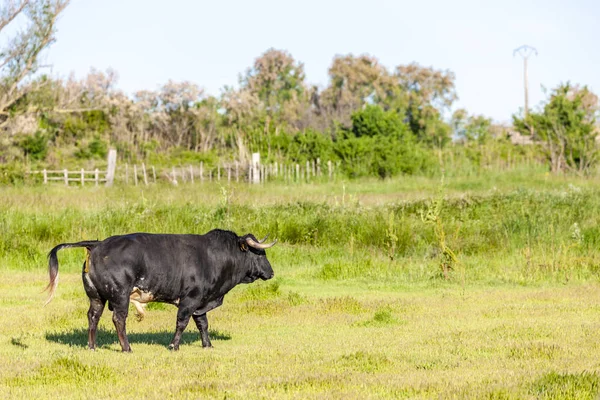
335 105 436 178
75 136 108 159
287 129 335 163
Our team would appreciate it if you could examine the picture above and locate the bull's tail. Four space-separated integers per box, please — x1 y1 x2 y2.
45 241 101 306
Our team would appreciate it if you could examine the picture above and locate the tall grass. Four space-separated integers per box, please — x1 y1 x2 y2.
2 169 600 285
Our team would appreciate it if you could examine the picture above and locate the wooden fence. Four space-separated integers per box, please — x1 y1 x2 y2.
29 168 107 186
122 159 338 186
29 154 339 187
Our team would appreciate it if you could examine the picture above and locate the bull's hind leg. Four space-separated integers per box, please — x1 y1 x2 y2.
87 298 105 350
110 300 132 352
192 313 212 348
169 303 196 351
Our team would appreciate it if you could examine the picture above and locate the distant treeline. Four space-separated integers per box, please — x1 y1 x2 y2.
1 48 598 180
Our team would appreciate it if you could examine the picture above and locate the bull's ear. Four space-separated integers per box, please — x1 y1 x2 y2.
238 238 249 252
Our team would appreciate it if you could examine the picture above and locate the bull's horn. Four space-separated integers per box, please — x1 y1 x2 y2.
258 234 269 243
246 237 277 250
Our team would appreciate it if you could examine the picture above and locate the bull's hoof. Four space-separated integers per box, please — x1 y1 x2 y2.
121 348 132 353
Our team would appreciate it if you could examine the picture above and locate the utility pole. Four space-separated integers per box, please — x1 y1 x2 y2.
513 45 537 119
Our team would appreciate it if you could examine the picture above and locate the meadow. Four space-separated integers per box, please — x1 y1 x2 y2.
1 166 600 399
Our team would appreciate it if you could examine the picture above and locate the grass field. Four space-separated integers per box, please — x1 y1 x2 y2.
1 168 600 399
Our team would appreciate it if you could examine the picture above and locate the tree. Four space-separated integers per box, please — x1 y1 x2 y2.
513 83 599 174
0 0 70 129
130 81 205 151
394 63 457 147
335 105 431 178
240 48 309 128
452 108 492 144
319 54 394 126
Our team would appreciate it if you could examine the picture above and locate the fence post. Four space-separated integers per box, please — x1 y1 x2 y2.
95 168 99 186
296 164 299 183
189 165 194 184
218 165 221 181
152 166 156 183
252 153 260 184
63 169 68 186
43 169 47 184
142 163 148 186
306 161 310 182
171 167 177 185
133 165 138 186
80 168 85 186
227 165 231 183
200 162 204 182
236 162 239 183
105 149 117 187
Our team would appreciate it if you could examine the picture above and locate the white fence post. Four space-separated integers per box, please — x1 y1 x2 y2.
105 149 117 187
142 163 148 185
252 153 260 184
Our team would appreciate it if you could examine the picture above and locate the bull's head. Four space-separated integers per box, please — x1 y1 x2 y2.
239 234 276 283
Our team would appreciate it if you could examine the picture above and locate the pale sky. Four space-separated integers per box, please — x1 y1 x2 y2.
41 0 600 123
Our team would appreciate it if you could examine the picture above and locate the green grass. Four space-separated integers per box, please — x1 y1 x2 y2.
1 168 600 398
2 273 600 399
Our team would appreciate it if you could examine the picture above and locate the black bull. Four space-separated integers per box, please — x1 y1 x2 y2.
45 229 276 352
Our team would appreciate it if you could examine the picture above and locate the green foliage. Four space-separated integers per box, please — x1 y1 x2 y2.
0 163 27 184
452 109 493 144
287 129 334 163
420 189 459 280
74 136 108 160
335 105 435 178
17 131 48 160
513 83 599 174
147 147 219 167
63 111 110 139
350 104 406 138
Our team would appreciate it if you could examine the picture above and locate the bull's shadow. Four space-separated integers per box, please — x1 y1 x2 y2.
45 328 231 350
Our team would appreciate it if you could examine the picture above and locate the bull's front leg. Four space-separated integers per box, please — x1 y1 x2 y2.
192 313 212 348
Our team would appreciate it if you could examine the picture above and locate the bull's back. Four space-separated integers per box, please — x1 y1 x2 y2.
89 233 207 299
